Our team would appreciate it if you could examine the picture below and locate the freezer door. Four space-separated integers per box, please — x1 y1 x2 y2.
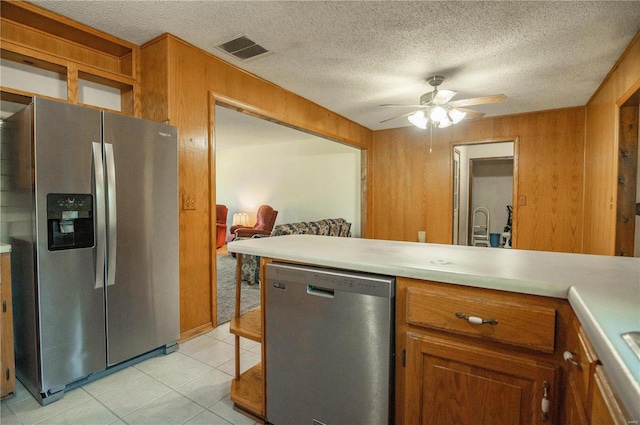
32 98 107 391
102 112 179 365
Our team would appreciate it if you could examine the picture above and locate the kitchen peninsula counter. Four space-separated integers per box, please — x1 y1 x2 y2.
227 234 640 420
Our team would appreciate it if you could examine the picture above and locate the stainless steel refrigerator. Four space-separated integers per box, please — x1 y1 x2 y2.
2 97 179 405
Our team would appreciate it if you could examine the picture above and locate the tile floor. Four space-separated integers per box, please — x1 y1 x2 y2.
0 322 262 425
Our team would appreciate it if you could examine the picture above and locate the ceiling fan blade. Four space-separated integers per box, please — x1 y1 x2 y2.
379 103 427 108
432 89 457 105
448 94 506 108
455 107 485 119
379 110 416 123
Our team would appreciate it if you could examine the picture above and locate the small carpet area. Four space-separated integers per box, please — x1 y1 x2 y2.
216 254 261 325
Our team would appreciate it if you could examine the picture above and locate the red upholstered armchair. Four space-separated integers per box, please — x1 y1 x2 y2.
228 205 278 241
216 204 228 249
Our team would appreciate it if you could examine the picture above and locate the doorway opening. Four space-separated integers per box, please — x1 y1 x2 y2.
452 141 516 247
210 96 364 327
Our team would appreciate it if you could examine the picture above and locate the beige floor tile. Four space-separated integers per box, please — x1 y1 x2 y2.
122 391 204 425
206 323 231 341
220 333 237 346
8 387 91 425
2 380 35 406
175 369 232 408
189 340 236 368
183 409 232 424
95 374 171 417
239 338 260 351
81 366 146 397
248 343 262 356
145 355 213 389
179 334 220 356
37 398 118 425
0 404 22 425
208 396 257 425
132 351 185 374
217 351 261 377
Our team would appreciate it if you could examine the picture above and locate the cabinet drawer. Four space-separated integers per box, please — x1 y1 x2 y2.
406 285 557 352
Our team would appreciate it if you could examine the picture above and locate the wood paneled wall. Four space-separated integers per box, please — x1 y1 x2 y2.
140 34 372 337
370 107 586 253
584 32 640 255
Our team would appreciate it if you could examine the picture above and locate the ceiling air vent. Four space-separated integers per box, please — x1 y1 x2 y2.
215 35 270 61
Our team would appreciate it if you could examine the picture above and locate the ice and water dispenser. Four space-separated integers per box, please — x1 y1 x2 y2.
46 194 94 250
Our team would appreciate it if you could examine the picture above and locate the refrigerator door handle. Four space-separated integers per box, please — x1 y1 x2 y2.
92 142 106 289
105 143 117 287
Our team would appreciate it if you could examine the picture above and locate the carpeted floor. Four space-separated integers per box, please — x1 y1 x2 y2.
216 254 261 325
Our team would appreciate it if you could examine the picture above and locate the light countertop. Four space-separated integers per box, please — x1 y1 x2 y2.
228 234 640 419
0 243 11 254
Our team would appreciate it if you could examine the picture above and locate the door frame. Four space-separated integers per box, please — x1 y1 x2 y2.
451 138 519 248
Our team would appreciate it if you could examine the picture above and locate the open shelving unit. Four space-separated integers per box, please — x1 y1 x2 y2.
0 1 140 116
229 254 266 420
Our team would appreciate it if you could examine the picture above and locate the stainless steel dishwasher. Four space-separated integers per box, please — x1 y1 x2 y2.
265 262 395 425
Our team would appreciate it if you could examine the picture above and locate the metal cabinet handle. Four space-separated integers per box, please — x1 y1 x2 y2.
563 350 582 370
541 380 550 421
455 311 498 325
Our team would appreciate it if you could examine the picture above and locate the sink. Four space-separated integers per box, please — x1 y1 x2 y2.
622 332 640 360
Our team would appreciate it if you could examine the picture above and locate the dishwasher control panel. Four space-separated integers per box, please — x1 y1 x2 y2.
266 262 394 298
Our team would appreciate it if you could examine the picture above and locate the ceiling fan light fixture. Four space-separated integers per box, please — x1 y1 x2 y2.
438 118 452 128
408 111 428 129
449 108 466 124
429 106 448 123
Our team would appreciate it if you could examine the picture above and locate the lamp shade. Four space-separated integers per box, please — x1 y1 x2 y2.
429 106 448 123
408 111 428 129
449 108 467 124
232 212 248 226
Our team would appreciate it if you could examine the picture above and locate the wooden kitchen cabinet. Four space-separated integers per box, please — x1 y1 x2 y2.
561 316 599 424
590 366 629 425
1 250 15 398
396 277 567 425
405 332 558 424
560 313 631 425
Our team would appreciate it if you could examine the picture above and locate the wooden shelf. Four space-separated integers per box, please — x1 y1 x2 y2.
230 363 264 419
0 2 140 116
229 307 261 342
229 254 265 419
1 1 136 75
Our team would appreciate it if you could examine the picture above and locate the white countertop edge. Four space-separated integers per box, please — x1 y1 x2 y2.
228 235 640 418
0 243 11 254
229 239 570 299
568 287 640 420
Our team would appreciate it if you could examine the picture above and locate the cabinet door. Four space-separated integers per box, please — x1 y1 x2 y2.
563 376 588 425
1 252 15 397
590 366 628 425
404 332 559 425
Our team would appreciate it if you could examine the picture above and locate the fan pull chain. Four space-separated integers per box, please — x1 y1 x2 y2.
429 125 433 154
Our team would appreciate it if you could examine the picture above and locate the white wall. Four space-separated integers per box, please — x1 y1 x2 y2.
457 142 514 245
217 139 362 237
472 159 513 234
0 58 122 117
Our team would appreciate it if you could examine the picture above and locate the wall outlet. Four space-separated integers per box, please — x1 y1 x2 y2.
182 194 196 210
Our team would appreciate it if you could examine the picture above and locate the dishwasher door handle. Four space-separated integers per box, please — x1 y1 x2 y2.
307 285 335 298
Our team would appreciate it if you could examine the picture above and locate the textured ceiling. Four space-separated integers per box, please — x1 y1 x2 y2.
32 1 640 132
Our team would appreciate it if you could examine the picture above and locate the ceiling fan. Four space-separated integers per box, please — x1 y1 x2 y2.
380 76 506 129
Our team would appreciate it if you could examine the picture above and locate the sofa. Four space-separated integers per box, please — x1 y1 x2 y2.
238 218 352 284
